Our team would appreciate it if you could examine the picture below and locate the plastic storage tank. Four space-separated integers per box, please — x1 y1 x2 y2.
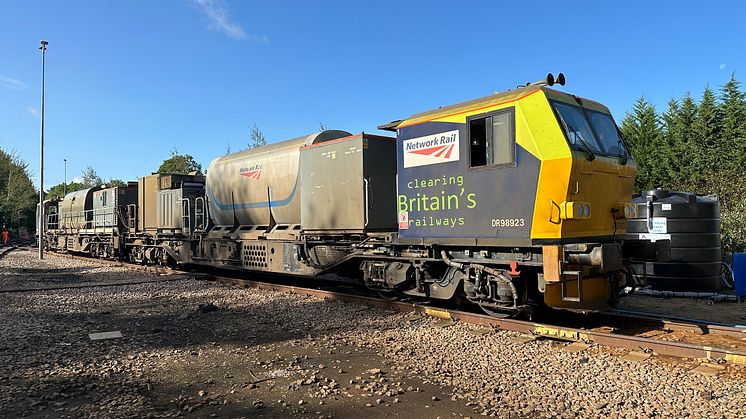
206 130 351 228
627 189 721 291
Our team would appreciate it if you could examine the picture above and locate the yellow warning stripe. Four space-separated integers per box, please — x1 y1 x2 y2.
424 308 452 320
534 325 590 341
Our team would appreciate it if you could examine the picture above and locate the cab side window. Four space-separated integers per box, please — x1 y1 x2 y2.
469 108 515 168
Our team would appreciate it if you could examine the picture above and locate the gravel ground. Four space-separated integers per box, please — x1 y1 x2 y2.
0 250 158 290
1 248 745 418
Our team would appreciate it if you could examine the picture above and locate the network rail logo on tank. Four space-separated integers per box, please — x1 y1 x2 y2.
403 130 460 168
239 165 262 180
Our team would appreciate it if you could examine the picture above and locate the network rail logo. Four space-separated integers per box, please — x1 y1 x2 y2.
240 164 262 180
402 130 460 168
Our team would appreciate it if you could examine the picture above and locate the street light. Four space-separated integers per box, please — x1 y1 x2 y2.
38 40 48 260
63 158 67 196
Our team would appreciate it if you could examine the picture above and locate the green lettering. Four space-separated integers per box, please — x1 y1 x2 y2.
421 194 429 211
467 193 477 209
398 195 408 212
447 194 459 210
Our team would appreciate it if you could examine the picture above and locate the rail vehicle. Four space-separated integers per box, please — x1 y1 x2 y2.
38 74 661 316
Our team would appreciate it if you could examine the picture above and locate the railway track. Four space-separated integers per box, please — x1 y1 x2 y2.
32 248 746 366
213 275 746 365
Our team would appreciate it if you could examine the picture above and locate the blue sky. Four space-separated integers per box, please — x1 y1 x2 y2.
1 0 745 189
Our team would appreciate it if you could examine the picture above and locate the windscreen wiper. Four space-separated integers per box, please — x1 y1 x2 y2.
576 137 596 161
564 121 596 161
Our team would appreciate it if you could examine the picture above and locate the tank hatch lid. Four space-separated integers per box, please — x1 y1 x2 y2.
300 133 395 150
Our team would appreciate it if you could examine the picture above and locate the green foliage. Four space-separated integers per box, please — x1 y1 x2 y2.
0 149 38 232
46 181 87 198
106 178 126 187
620 97 664 190
81 166 103 188
623 75 746 258
719 74 746 174
158 149 203 175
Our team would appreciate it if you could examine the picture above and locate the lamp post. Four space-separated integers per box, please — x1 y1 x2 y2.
38 40 48 260
63 158 67 196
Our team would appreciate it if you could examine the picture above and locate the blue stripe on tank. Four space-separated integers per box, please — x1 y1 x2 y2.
208 177 298 210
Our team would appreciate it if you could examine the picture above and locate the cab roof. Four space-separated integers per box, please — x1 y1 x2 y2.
379 85 611 131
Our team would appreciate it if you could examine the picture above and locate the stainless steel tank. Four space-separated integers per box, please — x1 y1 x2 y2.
206 130 351 227
59 187 99 229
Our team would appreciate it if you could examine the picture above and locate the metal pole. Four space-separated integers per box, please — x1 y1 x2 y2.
63 159 67 196
38 40 48 260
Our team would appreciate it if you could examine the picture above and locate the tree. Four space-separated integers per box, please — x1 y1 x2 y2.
620 97 664 190
81 166 103 188
158 149 203 175
319 122 328 132
692 85 721 182
106 178 126 187
621 74 746 257
0 149 37 231
660 98 680 185
248 124 267 149
719 73 746 174
670 93 698 189
46 181 87 198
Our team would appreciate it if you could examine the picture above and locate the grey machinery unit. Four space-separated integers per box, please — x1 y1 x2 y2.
300 133 397 232
157 180 206 235
92 184 138 229
627 189 721 291
138 173 206 235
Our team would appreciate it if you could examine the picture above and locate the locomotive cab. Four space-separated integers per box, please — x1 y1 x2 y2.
384 75 638 313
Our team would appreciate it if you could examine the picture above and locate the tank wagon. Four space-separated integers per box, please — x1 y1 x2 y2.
38 74 660 315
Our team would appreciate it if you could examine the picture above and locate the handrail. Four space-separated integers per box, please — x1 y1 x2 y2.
180 198 191 233
195 197 206 232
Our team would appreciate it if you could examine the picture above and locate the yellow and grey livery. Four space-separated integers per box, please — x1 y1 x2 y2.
385 74 640 311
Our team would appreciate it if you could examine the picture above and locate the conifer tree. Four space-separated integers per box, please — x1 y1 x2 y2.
692 85 721 183
660 98 680 186
672 94 699 188
621 97 663 190
719 73 746 174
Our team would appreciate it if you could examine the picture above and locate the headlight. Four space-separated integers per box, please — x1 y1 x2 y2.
561 201 591 220
618 202 638 218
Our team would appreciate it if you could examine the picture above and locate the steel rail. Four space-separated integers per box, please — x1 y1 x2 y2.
601 309 746 339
